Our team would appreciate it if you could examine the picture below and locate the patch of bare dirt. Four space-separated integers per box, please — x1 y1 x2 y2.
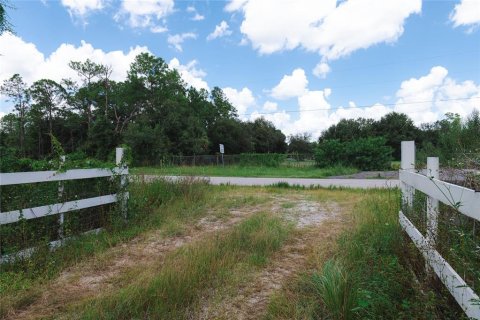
4 203 265 320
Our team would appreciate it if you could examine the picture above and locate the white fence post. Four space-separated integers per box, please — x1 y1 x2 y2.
58 155 66 238
116 148 127 219
426 157 439 246
401 141 415 209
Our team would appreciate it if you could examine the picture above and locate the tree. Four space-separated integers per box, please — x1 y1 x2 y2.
372 112 417 160
0 0 13 35
288 133 315 155
319 118 374 142
248 118 287 153
29 79 66 152
208 118 253 154
1 74 29 155
69 59 108 129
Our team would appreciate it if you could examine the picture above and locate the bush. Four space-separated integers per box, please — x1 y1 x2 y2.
315 137 393 171
239 153 287 167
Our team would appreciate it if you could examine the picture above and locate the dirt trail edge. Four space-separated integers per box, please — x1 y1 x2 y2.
193 198 352 320
5 202 266 320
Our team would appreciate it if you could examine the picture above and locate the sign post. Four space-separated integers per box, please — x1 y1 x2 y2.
219 144 224 167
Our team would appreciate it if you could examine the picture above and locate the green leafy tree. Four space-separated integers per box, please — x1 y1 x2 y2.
288 133 315 155
1 74 29 155
372 112 417 160
320 118 374 142
0 0 13 35
248 118 287 153
28 79 66 153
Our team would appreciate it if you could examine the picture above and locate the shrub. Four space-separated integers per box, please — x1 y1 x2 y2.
239 153 287 167
315 137 393 171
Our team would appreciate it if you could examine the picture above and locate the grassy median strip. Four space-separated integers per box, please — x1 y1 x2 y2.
74 212 292 319
132 165 357 179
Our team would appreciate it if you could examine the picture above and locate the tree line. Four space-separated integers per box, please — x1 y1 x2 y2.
1 52 478 168
0 53 287 166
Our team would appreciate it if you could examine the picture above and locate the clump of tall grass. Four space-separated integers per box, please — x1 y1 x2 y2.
79 213 292 319
311 260 356 320
265 189 465 319
0 177 209 318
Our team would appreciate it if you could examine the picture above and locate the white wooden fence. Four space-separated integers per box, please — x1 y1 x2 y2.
399 141 480 319
0 148 128 263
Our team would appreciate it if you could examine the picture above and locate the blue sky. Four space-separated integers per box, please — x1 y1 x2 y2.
1 0 479 138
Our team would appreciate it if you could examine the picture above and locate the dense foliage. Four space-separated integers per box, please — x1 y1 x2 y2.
318 110 480 164
239 153 287 167
315 137 393 170
0 54 287 166
1 51 478 169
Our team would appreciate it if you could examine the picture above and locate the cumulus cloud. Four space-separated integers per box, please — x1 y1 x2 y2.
167 32 197 52
61 0 105 18
186 6 205 21
313 61 330 78
222 87 255 117
0 33 150 113
450 0 480 30
207 21 232 40
115 0 174 29
263 101 278 111
395 66 480 124
271 68 308 100
227 0 421 76
192 13 205 21
168 58 209 91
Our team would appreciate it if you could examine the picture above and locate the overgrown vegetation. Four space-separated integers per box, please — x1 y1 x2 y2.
315 137 392 170
77 212 292 319
239 153 287 167
0 177 210 317
265 190 466 319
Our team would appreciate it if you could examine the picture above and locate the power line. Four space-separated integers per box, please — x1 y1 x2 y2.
239 97 480 117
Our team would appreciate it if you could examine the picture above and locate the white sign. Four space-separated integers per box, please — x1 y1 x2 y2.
219 144 224 154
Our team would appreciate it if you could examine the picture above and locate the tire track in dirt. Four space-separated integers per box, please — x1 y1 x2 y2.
4 203 267 320
193 199 351 320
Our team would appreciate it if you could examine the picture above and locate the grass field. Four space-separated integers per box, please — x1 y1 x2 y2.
1 179 465 319
132 164 358 178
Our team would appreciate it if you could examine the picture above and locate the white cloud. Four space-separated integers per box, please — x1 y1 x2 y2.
395 66 480 124
271 68 308 100
222 87 255 117
168 58 209 91
0 33 149 113
192 13 205 21
150 25 168 33
61 0 105 18
313 61 330 78
167 33 197 52
207 21 232 40
187 6 205 21
115 0 174 29
450 0 480 30
263 101 278 111
227 0 421 63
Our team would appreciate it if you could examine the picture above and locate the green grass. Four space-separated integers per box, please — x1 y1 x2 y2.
0 178 211 317
132 164 358 178
75 213 292 320
264 189 466 320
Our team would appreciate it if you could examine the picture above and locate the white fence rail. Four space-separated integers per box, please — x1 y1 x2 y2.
399 141 480 319
0 148 128 262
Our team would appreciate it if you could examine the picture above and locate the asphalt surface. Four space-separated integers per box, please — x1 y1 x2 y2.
138 175 400 189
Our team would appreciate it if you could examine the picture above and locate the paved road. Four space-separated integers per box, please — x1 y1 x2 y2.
138 175 400 189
